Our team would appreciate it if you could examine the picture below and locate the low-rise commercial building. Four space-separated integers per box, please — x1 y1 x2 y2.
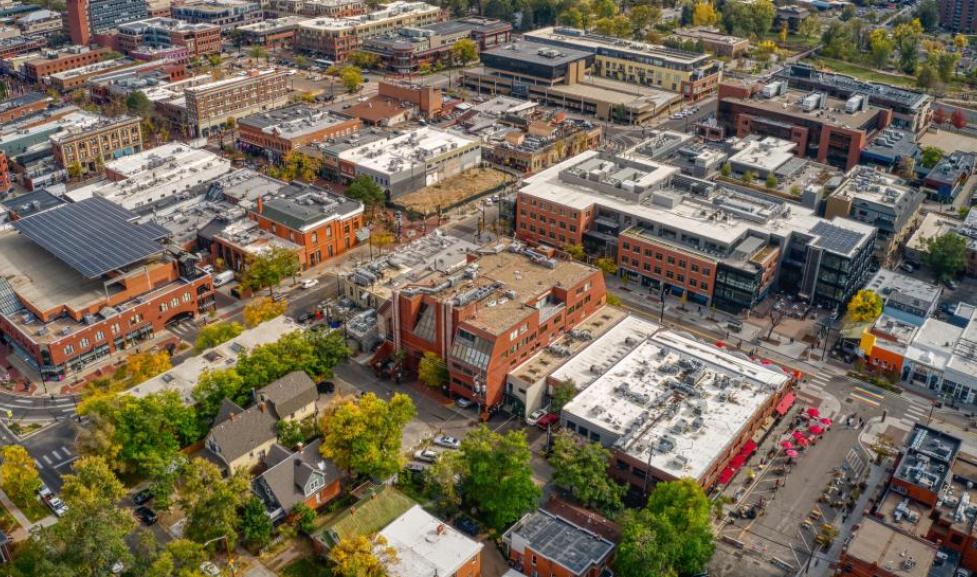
523 26 723 102
237 104 360 160
0 197 214 380
860 128 919 171
0 36 46 60
342 80 444 126
294 1 444 62
825 166 924 266
671 27 749 57
379 505 483 577
170 0 261 30
717 79 892 171
502 509 615 577
182 69 291 137
116 17 222 58
50 115 143 176
923 150 977 203
236 16 310 48
47 58 139 91
469 115 603 176
16 9 62 36
906 211 977 276
86 62 189 103
360 16 510 73
24 46 115 84
263 0 366 19
0 92 51 125
838 517 938 577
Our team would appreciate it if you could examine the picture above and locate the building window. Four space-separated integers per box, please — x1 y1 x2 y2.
95 331 104 341
311 232 317 244
64 344 74 355
183 292 192 303
80 338 89 349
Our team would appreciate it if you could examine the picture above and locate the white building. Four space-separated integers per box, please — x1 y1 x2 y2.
378 505 483 577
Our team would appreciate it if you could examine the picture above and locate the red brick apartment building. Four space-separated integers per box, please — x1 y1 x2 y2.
0 153 10 195
116 18 222 58
836 518 940 577
0 93 51 125
391 244 606 412
24 46 114 84
237 105 361 160
0 198 214 380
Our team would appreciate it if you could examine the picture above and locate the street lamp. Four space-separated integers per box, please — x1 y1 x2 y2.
202 535 236 576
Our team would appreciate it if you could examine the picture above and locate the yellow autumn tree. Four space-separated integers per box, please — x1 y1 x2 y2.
692 2 719 26
114 350 172 389
328 534 398 577
243 296 288 328
846 289 884 322
0 445 41 501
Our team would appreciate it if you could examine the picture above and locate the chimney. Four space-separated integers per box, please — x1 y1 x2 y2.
258 402 266 412
436 523 445 535
256 196 264 213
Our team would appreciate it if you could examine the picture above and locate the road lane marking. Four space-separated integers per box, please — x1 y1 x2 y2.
41 455 52 465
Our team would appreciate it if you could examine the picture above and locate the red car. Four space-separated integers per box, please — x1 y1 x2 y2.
536 413 560 430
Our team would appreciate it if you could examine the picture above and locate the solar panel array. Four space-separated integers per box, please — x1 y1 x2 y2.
13 197 170 279
811 221 864 256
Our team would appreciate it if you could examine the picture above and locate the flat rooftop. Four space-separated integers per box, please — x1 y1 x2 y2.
130 315 299 403
863 128 918 160
297 1 439 31
0 91 47 114
338 127 478 176
673 26 747 45
379 505 483 577
239 104 352 139
119 16 219 33
779 63 931 109
724 85 884 129
213 218 303 255
728 136 797 172
502 510 614 576
562 328 790 482
524 26 711 67
845 517 936 577
50 114 138 143
927 151 977 186
237 16 310 32
259 182 363 231
904 318 962 373
48 59 133 81
865 269 941 311
480 40 590 67
835 164 917 209
894 425 961 493
549 314 659 391
184 68 284 94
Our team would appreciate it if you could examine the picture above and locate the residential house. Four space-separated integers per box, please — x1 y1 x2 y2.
253 440 341 522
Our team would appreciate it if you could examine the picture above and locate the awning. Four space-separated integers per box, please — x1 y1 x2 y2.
775 392 796 416
718 467 735 485
740 440 758 456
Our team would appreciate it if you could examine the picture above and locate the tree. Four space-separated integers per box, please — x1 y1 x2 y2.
303 328 350 380
328 534 397 577
67 161 83 180
563 244 586 260
778 22 788 45
370 228 395 254
924 232 968 281
418 351 448 389
916 0 939 30
179 458 249 547
630 5 660 38
593 0 618 19
595 257 618 276
320 392 416 478
144 539 207 577
225 116 236 131
346 174 386 215
952 109 968 129
126 90 153 117
113 350 171 389
869 28 895 68
894 19 923 73
35 456 134 577
248 45 268 64
615 479 714 577
955 34 969 51
722 0 775 38
921 145 945 168
240 496 273 551
742 170 756 183
243 296 288 328
765 174 778 189
692 1 719 26
451 38 478 64
549 432 625 511
934 106 948 124
292 502 317 534
147 453 186 513
460 426 541 531
550 379 577 413
425 450 464 515
720 162 732 177
340 65 364 93
276 418 305 447
797 15 821 40
194 321 243 352
0 445 40 501
192 368 247 427
240 246 300 296
840 3 856 21
846 289 883 322
815 522 840 549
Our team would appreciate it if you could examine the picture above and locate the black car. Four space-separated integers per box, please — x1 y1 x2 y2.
132 489 153 506
455 516 480 537
317 380 335 394
135 506 158 526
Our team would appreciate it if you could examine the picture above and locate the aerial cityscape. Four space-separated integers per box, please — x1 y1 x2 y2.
0 0 976 575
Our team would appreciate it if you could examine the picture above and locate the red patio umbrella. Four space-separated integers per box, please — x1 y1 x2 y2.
793 434 810 447
785 449 799 458
820 417 833 426
808 424 825 435
780 440 794 449
806 407 821 418
792 430 806 440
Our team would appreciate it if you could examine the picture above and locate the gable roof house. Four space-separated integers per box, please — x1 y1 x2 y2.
253 439 342 521
255 370 318 422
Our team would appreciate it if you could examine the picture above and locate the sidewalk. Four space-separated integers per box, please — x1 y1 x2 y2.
0 488 56 541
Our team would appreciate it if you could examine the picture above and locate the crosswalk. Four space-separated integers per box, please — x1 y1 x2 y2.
33 446 76 471
849 386 885 408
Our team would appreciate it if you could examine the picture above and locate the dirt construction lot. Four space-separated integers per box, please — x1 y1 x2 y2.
395 167 511 214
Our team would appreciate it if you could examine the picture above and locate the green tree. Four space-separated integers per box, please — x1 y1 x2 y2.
742 170 756 183
234 331 316 388
869 28 895 68
0 445 41 502
349 51 381 69
450 38 478 64
595 257 618 275
720 162 732 177
460 426 541 531
292 502 317 534
240 496 273 551
921 145 945 168
340 65 364 93
722 0 775 37
550 379 577 413
765 174 778 189
425 450 464 515
144 539 207 577
894 19 923 73
179 458 249 547
846 289 883 322
840 3 856 21
276 419 305 447
146 452 186 512
243 296 288 328
345 174 386 215
563 244 586 260
240 246 300 296
192 368 247 427
418 351 448 389
797 15 821 39
194 321 243 352
630 5 660 37
248 45 268 64
924 232 968 281
916 0 939 30
615 479 714 577
549 432 625 511
126 90 153 117
320 392 416 478
303 328 350 380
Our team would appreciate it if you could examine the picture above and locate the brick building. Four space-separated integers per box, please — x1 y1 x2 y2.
66 0 150 45
938 0 977 32
0 197 214 381
0 93 51 125
0 37 47 60
116 17 222 58
182 69 291 137
670 27 749 57
24 46 115 84
50 115 143 176
0 153 9 195
263 0 365 18
502 509 615 577
170 0 261 30
237 105 360 160
361 16 511 73
236 17 310 48
836 518 938 577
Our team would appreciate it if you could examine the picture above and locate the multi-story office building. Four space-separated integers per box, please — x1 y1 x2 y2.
24 46 115 84
939 0 977 32
116 17 222 58
294 1 444 61
777 63 933 135
670 26 749 57
516 149 877 312
361 17 511 73
182 68 291 137
0 197 215 380
264 0 365 18
237 16 310 48
825 166 924 266
16 9 63 36
47 58 137 91
523 26 723 102
170 0 261 30
237 105 360 160
66 0 150 45
50 115 143 176
717 79 893 171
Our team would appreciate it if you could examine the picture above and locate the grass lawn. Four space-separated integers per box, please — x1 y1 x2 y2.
11 493 49 523
0 504 20 533
328 487 415 540
282 557 332 577
805 57 920 88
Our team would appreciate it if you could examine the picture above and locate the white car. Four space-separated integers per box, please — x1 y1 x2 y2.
433 435 461 449
414 449 440 463
526 409 547 426
301 278 319 289
48 497 67 517
200 561 221 577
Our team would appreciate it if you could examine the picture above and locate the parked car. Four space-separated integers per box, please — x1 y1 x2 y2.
135 506 158 525
900 262 916 273
301 278 319 289
526 409 546 426
48 497 67 517
37 484 52 502
536 413 560 430
132 488 153 506
455 516 480 536
414 449 440 463
455 398 474 409
298 311 315 324
433 435 461 449
200 562 221 577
